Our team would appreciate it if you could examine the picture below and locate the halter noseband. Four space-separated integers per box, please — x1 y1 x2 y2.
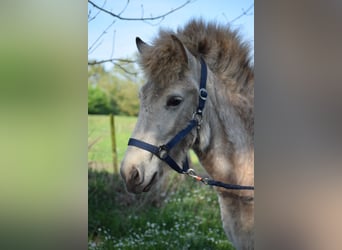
128 57 254 191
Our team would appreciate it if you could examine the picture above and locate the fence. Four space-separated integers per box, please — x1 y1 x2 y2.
88 115 137 173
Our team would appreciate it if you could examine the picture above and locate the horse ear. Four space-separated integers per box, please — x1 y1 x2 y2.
136 37 149 54
171 35 188 65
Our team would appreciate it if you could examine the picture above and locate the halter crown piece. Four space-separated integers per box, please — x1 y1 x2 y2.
128 58 254 190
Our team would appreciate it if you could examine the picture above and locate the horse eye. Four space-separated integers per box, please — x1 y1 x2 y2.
166 96 183 107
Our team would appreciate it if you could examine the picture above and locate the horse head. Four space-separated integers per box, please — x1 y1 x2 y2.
120 35 204 194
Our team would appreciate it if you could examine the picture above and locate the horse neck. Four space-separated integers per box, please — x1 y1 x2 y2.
193 72 254 188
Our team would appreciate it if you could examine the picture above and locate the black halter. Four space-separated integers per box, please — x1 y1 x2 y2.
128 57 254 191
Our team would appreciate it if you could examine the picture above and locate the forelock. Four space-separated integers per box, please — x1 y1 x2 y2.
138 31 189 87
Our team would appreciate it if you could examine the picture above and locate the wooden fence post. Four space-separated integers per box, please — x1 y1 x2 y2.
109 114 118 174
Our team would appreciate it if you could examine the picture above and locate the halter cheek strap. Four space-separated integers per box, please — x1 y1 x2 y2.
128 57 254 191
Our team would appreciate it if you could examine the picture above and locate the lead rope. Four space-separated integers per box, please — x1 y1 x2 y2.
185 168 254 190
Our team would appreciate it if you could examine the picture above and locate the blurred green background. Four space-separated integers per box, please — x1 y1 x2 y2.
0 1 87 249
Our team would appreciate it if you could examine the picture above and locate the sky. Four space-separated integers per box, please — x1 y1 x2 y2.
88 0 254 68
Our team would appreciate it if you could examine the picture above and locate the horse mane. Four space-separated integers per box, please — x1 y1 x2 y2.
138 19 254 136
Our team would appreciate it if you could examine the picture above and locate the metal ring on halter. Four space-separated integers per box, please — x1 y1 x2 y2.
199 88 208 100
192 111 203 125
158 145 168 160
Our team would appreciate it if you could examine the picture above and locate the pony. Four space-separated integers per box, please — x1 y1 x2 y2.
120 19 254 250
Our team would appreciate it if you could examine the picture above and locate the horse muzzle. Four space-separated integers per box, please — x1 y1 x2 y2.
120 151 160 194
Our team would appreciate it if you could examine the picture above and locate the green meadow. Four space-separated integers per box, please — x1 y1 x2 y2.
88 115 234 249
88 115 136 166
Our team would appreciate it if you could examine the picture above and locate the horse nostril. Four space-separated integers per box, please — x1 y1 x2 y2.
133 169 139 181
130 167 142 185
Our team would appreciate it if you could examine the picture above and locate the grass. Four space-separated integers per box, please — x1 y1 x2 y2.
88 171 233 250
88 115 136 166
88 115 234 249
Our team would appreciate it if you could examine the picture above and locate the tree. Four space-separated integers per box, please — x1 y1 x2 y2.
88 0 195 70
114 80 140 116
108 62 141 116
88 85 111 114
88 61 141 116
